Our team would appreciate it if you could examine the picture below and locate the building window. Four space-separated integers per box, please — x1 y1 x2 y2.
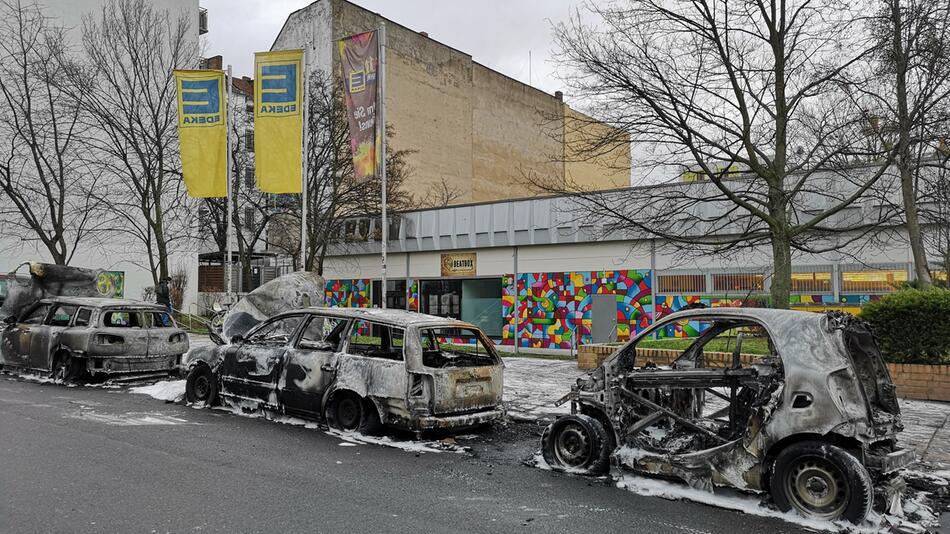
841 269 907 293
244 130 254 152
791 271 833 293
244 167 254 190
243 207 256 229
657 274 705 293
712 272 764 292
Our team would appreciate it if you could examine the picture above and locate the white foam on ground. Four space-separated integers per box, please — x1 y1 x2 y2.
200 400 471 455
129 380 186 402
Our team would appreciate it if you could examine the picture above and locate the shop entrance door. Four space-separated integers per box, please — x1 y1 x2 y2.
591 294 617 344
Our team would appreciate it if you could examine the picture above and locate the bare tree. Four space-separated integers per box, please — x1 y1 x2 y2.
268 70 415 274
864 0 950 287
417 178 464 208
0 0 107 264
63 0 198 285
541 0 898 308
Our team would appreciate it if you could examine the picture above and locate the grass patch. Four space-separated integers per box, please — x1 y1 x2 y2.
637 336 771 355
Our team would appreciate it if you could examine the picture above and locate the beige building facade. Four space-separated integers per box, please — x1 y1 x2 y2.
273 0 630 205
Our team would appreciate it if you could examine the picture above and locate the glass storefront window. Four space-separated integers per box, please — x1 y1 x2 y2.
420 280 462 320
372 279 407 310
841 269 907 293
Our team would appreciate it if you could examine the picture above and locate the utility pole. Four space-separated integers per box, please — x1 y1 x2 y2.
225 64 234 302
379 22 388 308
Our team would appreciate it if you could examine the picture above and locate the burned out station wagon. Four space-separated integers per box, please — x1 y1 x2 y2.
0 296 189 381
184 307 504 434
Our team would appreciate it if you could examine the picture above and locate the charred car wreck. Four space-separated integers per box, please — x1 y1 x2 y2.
542 308 912 522
185 307 504 434
1 297 188 381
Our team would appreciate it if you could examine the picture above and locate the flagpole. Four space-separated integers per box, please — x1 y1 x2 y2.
379 22 388 309
300 50 309 271
225 64 234 301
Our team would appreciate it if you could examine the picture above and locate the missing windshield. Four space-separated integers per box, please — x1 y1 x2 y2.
420 327 497 368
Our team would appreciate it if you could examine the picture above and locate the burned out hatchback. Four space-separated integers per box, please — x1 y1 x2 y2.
540 308 911 523
184 307 504 434
0 297 188 381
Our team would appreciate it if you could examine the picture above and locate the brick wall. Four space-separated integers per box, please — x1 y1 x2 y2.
887 363 950 402
576 345 949 403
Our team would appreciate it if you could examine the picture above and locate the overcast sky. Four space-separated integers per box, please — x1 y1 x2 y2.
200 0 586 96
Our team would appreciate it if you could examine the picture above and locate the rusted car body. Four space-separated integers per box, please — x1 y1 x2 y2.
542 308 912 522
0 297 188 380
184 307 504 433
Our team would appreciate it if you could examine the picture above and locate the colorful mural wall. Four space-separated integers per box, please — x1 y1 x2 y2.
324 275 884 349
325 279 371 308
407 278 419 312
501 270 653 349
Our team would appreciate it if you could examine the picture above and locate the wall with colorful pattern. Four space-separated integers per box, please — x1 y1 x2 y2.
324 275 883 349
325 279 371 308
501 270 653 349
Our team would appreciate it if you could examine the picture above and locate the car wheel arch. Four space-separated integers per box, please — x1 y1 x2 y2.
322 387 384 421
763 432 864 487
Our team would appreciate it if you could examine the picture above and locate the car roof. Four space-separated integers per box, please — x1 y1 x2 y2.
285 306 479 329
38 296 164 309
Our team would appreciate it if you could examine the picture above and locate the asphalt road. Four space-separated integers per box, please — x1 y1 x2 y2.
0 376 811 534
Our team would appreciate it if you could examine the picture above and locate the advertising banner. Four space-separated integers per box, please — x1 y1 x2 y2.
338 31 379 182
174 70 227 197
254 49 304 193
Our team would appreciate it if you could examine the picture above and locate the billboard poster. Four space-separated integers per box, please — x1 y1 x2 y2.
338 31 379 182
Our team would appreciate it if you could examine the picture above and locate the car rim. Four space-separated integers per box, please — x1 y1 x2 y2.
785 455 849 519
554 422 592 467
337 397 360 430
193 375 210 400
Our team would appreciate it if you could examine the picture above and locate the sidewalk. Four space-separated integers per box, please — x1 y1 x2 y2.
501 356 950 468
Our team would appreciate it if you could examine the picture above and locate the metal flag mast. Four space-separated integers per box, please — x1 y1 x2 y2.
300 49 310 271
379 22 388 309
225 64 234 302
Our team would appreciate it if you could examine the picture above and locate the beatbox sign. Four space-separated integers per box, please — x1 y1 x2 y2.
441 253 477 277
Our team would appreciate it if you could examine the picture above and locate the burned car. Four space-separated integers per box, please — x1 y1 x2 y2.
184 307 504 434
541 308 911 522
0 297 188 381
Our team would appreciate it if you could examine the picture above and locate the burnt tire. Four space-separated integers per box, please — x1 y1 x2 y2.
541 414 611 475
185 365 218 406
770 440 873 523
326 392 384 434
51 354 83 384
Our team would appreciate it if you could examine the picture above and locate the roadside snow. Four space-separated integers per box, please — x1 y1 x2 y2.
130 380 186 402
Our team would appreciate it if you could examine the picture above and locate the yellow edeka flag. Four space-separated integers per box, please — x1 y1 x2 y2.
174 70 227 198
254 49 304 193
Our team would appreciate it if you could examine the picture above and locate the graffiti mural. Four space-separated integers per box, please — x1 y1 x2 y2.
96 271 125 298
325 279 371 308
500 270 653 349
406 279 419 312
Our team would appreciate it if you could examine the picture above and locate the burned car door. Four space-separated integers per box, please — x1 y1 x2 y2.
28 303 78 371
99 309 150 357
2 303 50 368
219 314 305 407
280 314 350 416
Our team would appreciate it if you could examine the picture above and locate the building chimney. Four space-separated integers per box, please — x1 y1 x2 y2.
420 31 428 37
200 55 223 70
555 90 563 101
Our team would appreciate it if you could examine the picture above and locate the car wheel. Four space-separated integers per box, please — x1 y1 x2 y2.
358 398 384 436
185 365 218 406
770 440 873 522
51 354 82 384
327 392 364 432
541 414 611 475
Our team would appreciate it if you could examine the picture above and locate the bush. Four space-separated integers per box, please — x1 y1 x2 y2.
860 288 950 364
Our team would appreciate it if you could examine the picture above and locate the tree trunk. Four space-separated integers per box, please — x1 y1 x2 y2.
770 234 792 309
891 0 933 288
